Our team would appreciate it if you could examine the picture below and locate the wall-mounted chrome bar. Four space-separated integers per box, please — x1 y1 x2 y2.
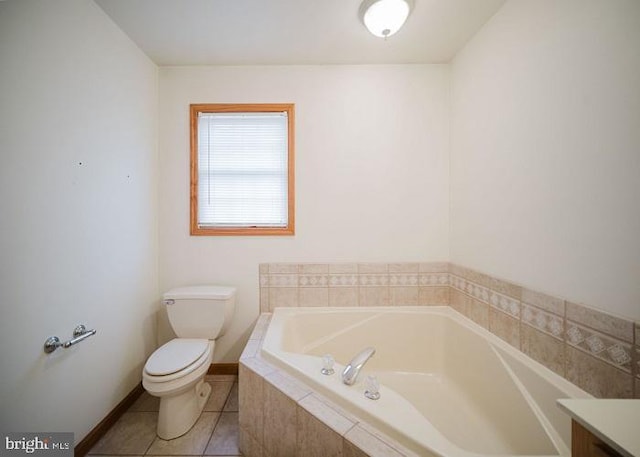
44 324 97 354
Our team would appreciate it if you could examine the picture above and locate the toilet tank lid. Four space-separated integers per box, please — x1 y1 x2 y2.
164 285 236 300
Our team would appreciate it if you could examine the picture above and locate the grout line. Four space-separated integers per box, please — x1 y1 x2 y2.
221 381 234 412
142 431 156 456
202 411 224 456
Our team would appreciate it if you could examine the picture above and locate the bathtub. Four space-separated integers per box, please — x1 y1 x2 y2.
260 306 591 457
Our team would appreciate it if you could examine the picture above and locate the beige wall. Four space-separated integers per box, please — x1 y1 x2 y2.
158 65 451 361
450 0 640 320
0 0 158 440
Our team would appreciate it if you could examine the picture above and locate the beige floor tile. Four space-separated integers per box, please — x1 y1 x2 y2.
128 391 160 412
204 381 234 411
89 412 157 455
223 382 238 412
146 412 219 455
204 412 241 455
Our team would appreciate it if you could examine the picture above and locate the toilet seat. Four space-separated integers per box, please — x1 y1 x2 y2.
144 339 211 383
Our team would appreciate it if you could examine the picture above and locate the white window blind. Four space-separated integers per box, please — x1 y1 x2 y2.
197 111 289 228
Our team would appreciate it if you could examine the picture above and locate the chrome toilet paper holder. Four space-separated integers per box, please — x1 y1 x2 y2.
44 324 96 354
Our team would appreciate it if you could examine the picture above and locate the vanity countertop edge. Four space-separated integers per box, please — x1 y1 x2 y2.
557 399 640 457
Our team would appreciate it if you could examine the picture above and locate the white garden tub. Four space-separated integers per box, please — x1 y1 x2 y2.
261 306 591 457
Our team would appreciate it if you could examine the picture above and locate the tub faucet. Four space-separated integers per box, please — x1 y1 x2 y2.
342 347 375 385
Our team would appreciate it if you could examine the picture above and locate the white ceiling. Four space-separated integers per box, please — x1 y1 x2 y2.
94 0 506 66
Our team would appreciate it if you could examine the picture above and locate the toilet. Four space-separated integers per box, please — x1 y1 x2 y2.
143 285 236 440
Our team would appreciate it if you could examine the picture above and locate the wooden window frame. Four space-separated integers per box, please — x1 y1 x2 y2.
190 103 295 236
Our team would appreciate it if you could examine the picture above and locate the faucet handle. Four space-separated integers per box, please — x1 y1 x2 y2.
364 375 381 400
321 354 335 375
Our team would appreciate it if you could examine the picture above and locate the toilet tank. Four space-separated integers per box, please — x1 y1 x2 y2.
163 286 236 339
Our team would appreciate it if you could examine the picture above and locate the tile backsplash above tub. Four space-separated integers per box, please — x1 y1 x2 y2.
258 262 639 399
260 262 449 312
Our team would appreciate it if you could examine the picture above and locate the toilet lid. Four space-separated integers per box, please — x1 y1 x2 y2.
145 339 209 376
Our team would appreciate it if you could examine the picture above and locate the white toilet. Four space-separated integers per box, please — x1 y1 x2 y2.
143 285 236 440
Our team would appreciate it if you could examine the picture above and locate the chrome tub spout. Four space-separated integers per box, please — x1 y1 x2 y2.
342 347 375 385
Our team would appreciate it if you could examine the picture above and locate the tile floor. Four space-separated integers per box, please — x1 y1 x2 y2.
89 375 242 457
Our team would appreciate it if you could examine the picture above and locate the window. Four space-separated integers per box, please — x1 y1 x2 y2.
190 104 295 236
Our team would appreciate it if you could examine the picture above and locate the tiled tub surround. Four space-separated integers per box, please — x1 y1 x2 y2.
240 314 427 457
259 263 639 399
259 307 591 456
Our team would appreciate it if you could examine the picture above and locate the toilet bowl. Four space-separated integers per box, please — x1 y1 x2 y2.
143 286 236 440
143 339 213 439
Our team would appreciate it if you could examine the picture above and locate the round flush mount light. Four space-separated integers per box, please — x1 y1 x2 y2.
360 0 413 38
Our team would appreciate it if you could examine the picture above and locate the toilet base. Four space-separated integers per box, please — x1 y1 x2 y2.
157 379 211 440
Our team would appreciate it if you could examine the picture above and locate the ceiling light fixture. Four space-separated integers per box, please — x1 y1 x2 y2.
360 0 413 39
